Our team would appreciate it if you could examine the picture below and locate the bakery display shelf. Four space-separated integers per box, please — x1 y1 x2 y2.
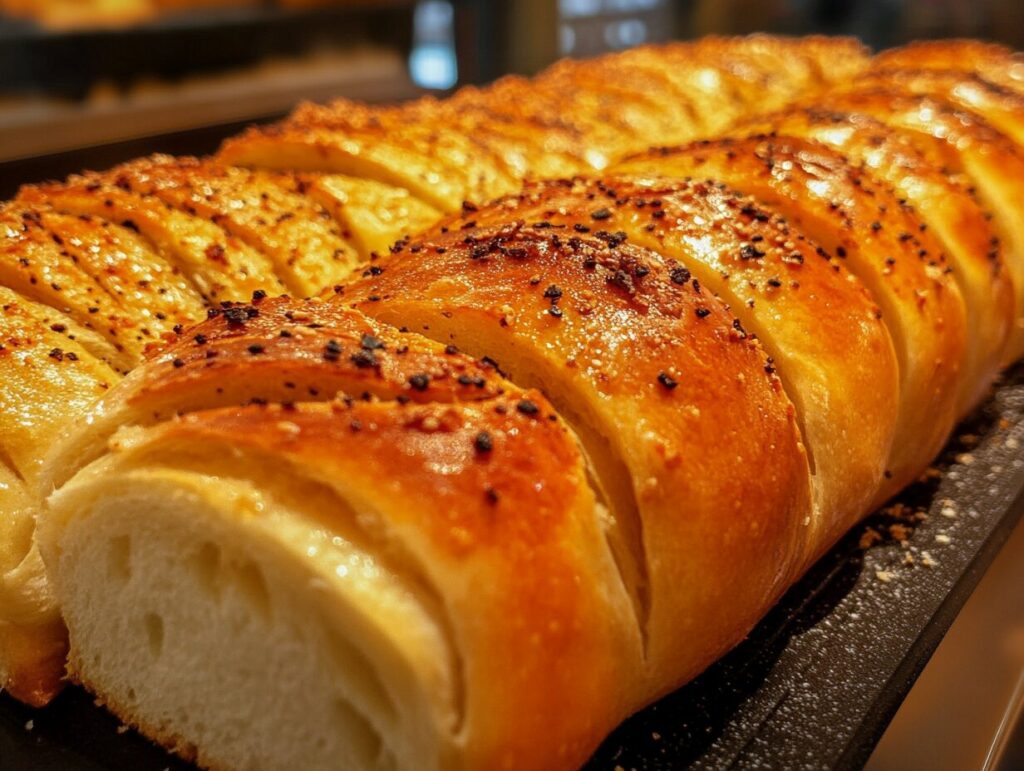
2 357 1022 769
0 2 418 99
0 1 417 41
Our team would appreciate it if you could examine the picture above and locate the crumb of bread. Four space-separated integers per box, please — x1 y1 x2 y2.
859 528 882 549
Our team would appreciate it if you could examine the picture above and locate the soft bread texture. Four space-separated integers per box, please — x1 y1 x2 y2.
41 298 641 771
2 35 877 703
1 33 1023 771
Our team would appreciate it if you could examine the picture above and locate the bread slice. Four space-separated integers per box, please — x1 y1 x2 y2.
39 301 642 769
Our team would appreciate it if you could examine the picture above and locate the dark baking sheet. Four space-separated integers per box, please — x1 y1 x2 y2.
3 365 1023 770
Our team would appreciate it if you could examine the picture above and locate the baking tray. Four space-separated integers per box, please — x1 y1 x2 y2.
2 365 1023 770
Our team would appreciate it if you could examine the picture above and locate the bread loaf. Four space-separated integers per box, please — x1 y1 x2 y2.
0 33 1022 770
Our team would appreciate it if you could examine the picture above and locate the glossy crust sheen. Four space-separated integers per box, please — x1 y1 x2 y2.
43 299 641 771
734 107 1013 412
220 101 519 214
0 287 118 703
86 155 360 296
851 68 1024 149
6 34 875 716
871 39 1024 95
365 177 895 552
616 136 965 500
790 89 1024 359
18 172 287 303
341 201 818 687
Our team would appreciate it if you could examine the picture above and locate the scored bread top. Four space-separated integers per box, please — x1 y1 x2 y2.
42 294 643 770
377 175 897 550
339 195 817 688
616 135 966 501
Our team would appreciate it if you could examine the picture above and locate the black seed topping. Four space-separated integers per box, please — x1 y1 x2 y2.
323 339 343 361
172 358 185 368
595 230 628 247
474 431 493 453
739 244 765 260
409 373 430 391
543 284 563 299
657 371 678 390
252 289 267 302
590 208 612 220
516 399 540 416
740 203 770 221
360 334 385 350
222 306 256 326
350 349 376 368
695 307 711 318
247 344 265 355
670 266 691 285
445 344 459 355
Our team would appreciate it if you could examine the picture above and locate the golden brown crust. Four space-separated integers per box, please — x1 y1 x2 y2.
851 68 1024 148
91 155 359 297
18 171 287 303
399 96 591 183
615 136 966 500
792 89 1024 360
339 199 817 687
2 35 1021 771
733 107 1013 412
40 295 516 493
51 299 643 770
873 39 1024 95
0 205 153 369
0 617 67 707
220 100 518 213
377 176 896 551
0 287 119 481
0 288 119 704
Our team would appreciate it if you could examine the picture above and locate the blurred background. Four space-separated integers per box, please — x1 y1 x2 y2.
2 0 1024 173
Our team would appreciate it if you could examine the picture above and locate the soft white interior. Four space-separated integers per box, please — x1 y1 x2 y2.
42 468 457 771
